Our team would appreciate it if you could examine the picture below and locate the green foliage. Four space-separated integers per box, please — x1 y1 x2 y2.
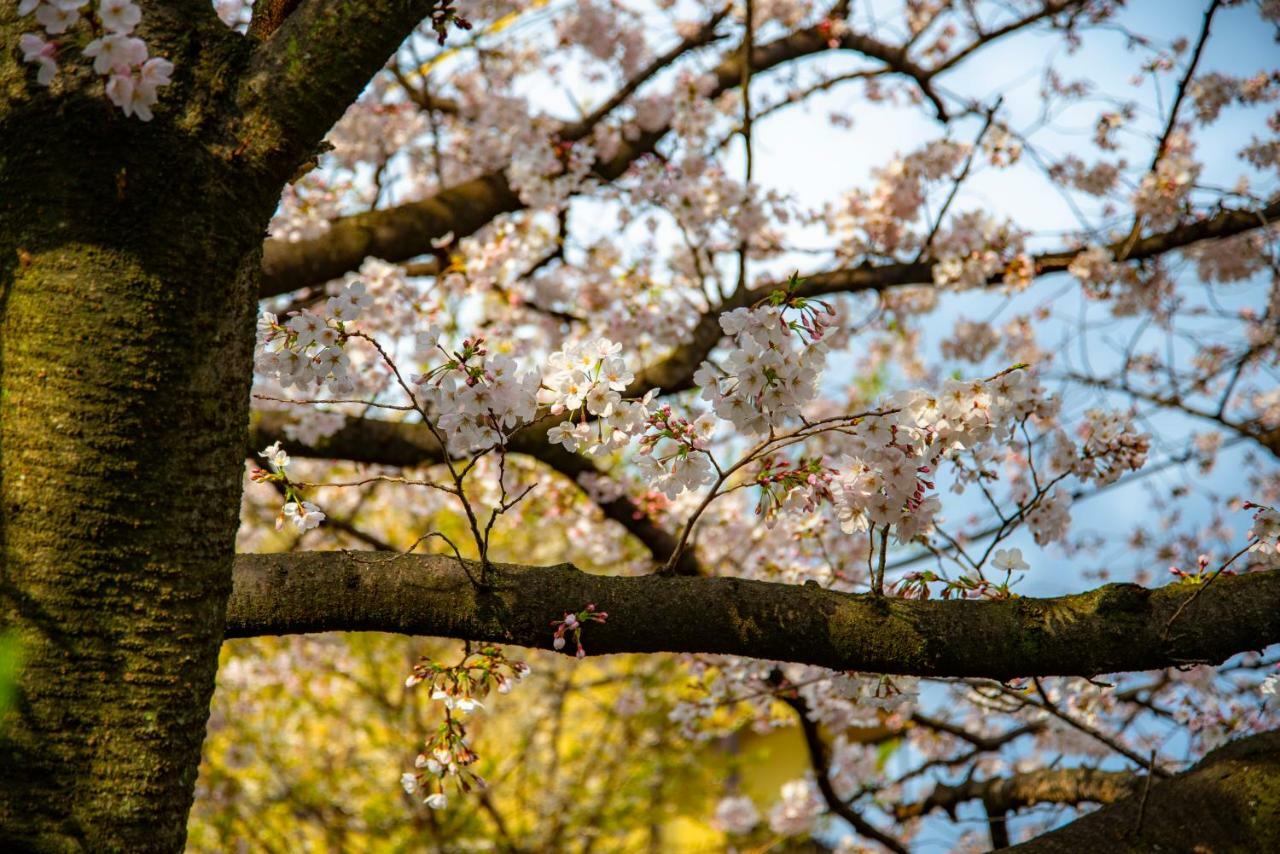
0 632 23 736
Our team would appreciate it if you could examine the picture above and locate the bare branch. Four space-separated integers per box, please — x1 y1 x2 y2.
783 692 908 853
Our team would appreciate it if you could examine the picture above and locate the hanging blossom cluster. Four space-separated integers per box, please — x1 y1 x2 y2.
255 281 375 395
19 0 173 120
930 211 1029 292
1065 408 1152 486
401 647 530 810
1067 243 1125 298
635 405 718 499
693 287 837 435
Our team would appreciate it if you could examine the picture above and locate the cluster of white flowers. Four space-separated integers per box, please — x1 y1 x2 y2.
19 1 173 120
694 300 833 435
635 406 717 499
931 212 1025 291
1246 503 1280 567
832 369 1043 543
767 779 824 836
1025 489 1073 545
255 282 374 395
1050 155 1122 197
1067 243 1124 297
940 318 1000 363
806 672 920 726
415 336 541 453
830 139 970 255
540 339 653 455
1074 409 1151 485
712 795 760 835
982 125 1023 166
1133 132 1200 225
1044 409 1150 488
399 745 471 811
255 442 325 532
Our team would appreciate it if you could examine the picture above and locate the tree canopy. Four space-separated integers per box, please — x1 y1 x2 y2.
2 1 1279 851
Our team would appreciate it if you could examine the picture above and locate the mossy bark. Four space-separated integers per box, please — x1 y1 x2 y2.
0 2 448 846
0 22 273 851
227 553 1280 680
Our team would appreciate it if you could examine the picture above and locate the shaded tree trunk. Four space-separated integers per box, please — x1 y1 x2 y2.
0 15 274 848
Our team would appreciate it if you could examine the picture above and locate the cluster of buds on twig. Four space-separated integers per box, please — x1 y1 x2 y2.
251 441 324 532
401 717 482 809
405 645 530 705
413 336 490 387
1168 553 1228 582
552 604 608 659
759 273 838 344
402 646 529 809
895 568 1016 601
752 455 835 522
429 1 473 45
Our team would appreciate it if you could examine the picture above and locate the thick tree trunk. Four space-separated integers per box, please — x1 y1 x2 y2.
0 46 273 851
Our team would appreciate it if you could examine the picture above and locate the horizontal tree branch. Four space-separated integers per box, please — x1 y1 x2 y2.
225 553 1280 680
629 197 1280 396
256 12 852 296
1008 728 1280 852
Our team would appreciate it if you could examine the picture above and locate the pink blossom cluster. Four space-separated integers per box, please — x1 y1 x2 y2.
694 297 835 434
19 0 172 120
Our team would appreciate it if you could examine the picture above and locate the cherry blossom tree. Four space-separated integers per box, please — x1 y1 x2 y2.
2 0 1279 850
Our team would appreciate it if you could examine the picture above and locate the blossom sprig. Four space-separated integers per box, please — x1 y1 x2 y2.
540 339 654 456
429 0 473 45
552 604 608 659
1244 501 1280 567
759 273 838 345
18 0 173 120
895 567 1021 601
403 645 530 707
1168 553 1217 582
251 441 325 532
402 646 529 809
695 287 833 435
401 715 481 810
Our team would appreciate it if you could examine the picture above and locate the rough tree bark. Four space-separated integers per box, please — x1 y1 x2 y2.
0 8 272 849
0 1 438 848
1008 729 1280 852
